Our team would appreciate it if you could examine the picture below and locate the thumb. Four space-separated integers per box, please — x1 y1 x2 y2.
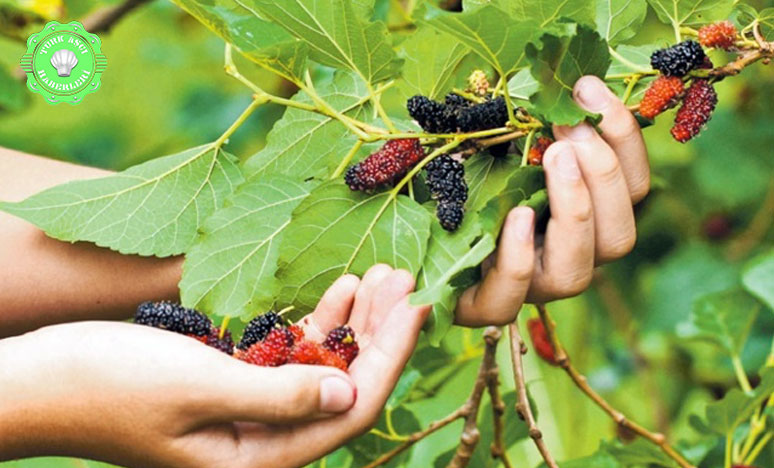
201 360 357 424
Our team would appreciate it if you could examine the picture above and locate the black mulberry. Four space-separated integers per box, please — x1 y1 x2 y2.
237 311 284 351
134 301 212 336
407 95 458 133
650 40 706 77
457 97 509 132
425 155 468 231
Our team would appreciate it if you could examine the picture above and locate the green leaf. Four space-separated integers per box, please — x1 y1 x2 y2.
244 72 370 181
169 0 307 81
607 44 658 75
647 0 735 29
250 0 402 84
179 176 313 319
386 368 422 410
705 368 774 435
421 4 533 77
349 407 421 467
605 439 676 467
0 145 243 257
412 215 494 345
502 0 596 28
537 445 621 468
596 0 648 46
736 7 774 41
277 181 432 312
679 289 760 355
526 22 612 126
397 26 469 100
465 152 521 213
507 68 539 101
479 165 546 235
743 250 774 312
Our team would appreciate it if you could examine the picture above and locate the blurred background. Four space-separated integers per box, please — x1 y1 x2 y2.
1 0 774 467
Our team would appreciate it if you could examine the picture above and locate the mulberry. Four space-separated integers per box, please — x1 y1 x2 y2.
650 40 706 77
345 139 425 191
322 326 359 365
319 349 348 371
204 328 235 355
424 155 468 231
238 327 294 367
457 97 509 132
639 76 685 119
289 340 324 365
135 301 211 337
444 93 471 109
407 95 458 133
699 21 737 50
671 79 717 143
467 70 490 96
526 318 558 365
237 311 284 351
528 137 554 166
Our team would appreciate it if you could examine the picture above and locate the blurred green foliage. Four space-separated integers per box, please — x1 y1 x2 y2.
2 0 774 467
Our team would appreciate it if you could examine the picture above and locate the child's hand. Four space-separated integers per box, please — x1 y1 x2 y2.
456 76 650 326
0 265 429 468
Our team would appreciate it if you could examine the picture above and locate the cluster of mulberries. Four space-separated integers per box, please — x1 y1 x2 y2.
643 37 720 142
671 79 718 143
345 139 425 192
698 21 738 50
235 314 359 371
527 136 554 166
134 301 234 354
526 318 558 366
407 94 508 134
424 155 468 231
650 40 706 77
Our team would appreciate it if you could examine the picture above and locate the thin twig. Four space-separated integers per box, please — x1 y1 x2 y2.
535 304 696 468
484 331 514 468
80 0 153 33
365 328 502 468
727 177 774 261
509 321 559 468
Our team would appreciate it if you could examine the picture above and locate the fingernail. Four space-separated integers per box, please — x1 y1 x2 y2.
575 76 610 111
559 123 595 141
320 376 356 413
554 149 581 181
510 207 535 242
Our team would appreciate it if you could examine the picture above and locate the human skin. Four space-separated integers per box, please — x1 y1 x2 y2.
0 268 431 468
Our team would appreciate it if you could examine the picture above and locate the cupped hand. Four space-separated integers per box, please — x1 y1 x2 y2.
0 265 429 468
456 75 650 326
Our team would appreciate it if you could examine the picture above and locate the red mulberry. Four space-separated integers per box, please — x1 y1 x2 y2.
238 327 294 367
699 21 737 50
528 137 554 166
527 318 558 366
651 40 706 77
671 79 717 143
288 340 325 365
135 301 212 337
237 311 284 351
345 139 425 191
424 155 468 231
322 325 359 365
639 76 685 119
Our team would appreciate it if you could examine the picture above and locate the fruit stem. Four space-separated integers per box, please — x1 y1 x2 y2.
213 96 266 148
331 140 365 179
732 354 753 393
621 73 642 104
219 317 230 339
520 129 536 167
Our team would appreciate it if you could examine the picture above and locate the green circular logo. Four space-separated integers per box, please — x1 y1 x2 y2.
20 21 107 105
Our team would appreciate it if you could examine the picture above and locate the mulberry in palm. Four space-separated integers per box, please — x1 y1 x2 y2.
134 301 212 337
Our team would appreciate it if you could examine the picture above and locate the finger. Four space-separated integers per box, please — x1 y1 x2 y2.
300 274 360 342
553 123 637 264
198 360 357 425
527 142 595 302
236 299 431 468
365 269 415 335
455 207 535 326
349 264 393 334
573 76 650 203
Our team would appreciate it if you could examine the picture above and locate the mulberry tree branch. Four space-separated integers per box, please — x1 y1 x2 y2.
508 321 559 468
484 335 514 468
535 304 696 468
364 327 503 468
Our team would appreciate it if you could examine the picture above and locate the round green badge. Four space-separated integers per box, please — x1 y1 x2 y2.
20 21 107 105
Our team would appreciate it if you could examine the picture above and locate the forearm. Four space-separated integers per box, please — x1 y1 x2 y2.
0 148 182 338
